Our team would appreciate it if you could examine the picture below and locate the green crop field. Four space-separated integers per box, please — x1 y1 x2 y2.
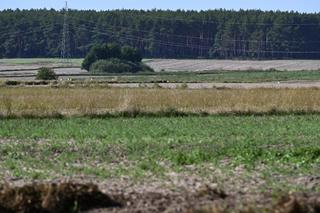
1 115 319 211
0 116 319 189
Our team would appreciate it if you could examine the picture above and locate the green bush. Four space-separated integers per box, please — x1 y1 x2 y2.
4 81 20 86
82 43 144 71
36 67 57 80
90 59 152 74
121 46 142 62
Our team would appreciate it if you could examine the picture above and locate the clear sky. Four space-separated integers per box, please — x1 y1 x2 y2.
1 0 320 13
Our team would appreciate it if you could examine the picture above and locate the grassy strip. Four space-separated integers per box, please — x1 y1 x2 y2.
108 70 320 83
2 70 320 83
2 109 320 119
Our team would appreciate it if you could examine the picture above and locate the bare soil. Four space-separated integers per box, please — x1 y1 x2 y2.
1 162 319 213
0 182 121 213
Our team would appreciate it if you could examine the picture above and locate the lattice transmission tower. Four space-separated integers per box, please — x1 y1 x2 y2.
61 1 71 64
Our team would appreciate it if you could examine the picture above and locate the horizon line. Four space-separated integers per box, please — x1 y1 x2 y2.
0 7 319 14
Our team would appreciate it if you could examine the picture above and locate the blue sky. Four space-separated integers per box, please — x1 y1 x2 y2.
1 0 320 13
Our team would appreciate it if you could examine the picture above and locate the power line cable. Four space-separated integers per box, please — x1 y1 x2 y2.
68 24 320 54
61 1 71 62
1 20 319 57
0 22 62 38
63 13 320 45
1 10 320 57
2 11 318 46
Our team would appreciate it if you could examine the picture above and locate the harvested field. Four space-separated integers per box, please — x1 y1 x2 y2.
147 59 320 72
2 59 320 72
0 68 87 78
0 87 320 117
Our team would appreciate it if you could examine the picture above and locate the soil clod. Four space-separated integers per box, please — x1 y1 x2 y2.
274 193 320 213
0 182 121 213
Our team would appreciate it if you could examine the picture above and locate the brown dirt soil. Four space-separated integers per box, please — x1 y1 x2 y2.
0 179 319 213
196 193 320 213
0 182 121 213
274 193 320 213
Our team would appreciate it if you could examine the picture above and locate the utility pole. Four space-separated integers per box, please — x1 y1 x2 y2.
61 1 71 64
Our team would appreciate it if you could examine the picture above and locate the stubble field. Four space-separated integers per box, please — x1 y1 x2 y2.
1 58 320 72
1 87 320 117
146 59 320 72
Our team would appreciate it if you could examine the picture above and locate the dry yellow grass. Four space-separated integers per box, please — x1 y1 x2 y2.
0 87 320 117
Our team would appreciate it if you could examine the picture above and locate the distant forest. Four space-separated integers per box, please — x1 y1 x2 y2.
0 9 320 59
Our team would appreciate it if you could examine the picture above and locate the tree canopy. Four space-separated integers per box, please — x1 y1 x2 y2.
82 43 142 70
83 43 151 73
0 9 320 59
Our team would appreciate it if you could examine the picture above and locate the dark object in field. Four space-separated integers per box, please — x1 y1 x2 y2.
0 182 121 213
4 81 20 86
82 43 142 71
36 67 57 80
274 193 320 213
194 193 320 213
82 43 153 73
90 58 152 74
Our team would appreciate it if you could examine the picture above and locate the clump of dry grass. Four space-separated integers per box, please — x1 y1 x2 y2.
0 87 320 117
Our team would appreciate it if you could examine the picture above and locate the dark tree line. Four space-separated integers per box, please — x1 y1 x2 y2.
0 9 320 59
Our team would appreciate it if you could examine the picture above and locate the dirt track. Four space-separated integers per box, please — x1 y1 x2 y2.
106 81 320 89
